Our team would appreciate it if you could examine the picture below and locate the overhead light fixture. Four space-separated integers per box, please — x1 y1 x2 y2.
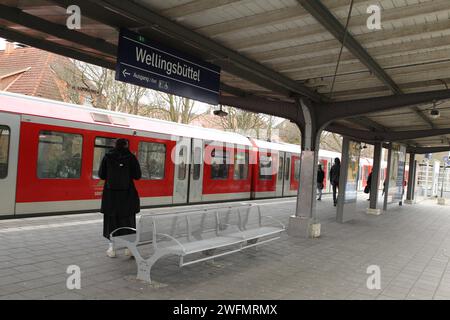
429 101 441 119
213 105 228 117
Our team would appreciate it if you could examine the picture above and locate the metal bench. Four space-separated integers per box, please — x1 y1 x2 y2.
110 204 285 283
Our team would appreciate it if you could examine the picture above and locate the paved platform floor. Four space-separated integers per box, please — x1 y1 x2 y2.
1 195 450 300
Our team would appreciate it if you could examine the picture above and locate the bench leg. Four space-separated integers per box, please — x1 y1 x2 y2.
135 253 164 284
136 259 153 283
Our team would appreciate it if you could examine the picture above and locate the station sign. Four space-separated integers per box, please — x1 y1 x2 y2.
115 28 221 105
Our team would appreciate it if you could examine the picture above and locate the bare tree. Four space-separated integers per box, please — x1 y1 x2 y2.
218 106 268 138
54 61 151 115
275 120 301 144
320 131 342 152
146 92 202 124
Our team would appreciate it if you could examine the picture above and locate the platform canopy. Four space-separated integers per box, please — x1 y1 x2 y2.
1 0 450 151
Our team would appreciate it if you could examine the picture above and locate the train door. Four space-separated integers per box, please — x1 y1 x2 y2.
275 152 284 197
173 138 190 204
188 139 203 203
0 113 20 216
283 152 292 196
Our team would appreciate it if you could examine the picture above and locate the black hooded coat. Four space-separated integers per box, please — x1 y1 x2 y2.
98 148 141 239
329 159 341 186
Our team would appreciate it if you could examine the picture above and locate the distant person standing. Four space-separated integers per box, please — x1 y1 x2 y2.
99 138 142 258
330 157 341 206
317 164 325 201
365 171 373 201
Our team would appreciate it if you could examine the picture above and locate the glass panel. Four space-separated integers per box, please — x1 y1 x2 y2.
285 157 290 180
92 137 117 179
259 154 272 180
233 150 249 180
211 148 229 180
138 141 166 180
0 126 10 179
178 146 187 180
37 131 83 179
294 158 300 180
278 156 284 181
193 147 201 180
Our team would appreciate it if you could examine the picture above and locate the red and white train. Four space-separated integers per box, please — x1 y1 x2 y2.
0 91 382 217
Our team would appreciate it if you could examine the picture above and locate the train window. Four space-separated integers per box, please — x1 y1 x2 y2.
193 147 202 180
37 131 83 179
0 126 10 179
278 156 284 181
178 146 187 180
259 154 272 180
285 158 290 180
211 148 229 180
139 142 166 180
233 150 248 180
294 159 300 180
92 137 118 179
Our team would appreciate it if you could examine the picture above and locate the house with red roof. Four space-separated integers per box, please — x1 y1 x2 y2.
0 41 95 103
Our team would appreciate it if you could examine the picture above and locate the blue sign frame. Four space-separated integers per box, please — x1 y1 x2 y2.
115 28 221 105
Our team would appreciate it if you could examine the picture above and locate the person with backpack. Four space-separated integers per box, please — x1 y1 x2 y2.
330 157 341 207
365 171 372 201
99 138 142 258
317 164 325 201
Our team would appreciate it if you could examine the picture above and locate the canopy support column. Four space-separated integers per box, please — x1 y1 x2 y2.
405 153 416 204
383 146 393 211
288 99 321 238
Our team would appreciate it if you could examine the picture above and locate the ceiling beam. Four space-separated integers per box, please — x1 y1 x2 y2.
219 83 250 98
350 117 387 132
326 124 450 142
161 0 241 19
298 0 439 129
234 0 450 51
407 146 450 154
51 0 323 102
318 89 450 124
0 4 117 56
0 26 115 70
411 106 435 129
330 78 450 100
298 0 400 94
218 95 298 122
195 0 356 38
284 49 450 79
256 28 450 64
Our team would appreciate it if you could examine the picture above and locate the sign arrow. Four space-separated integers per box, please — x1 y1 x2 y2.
122 68 131 78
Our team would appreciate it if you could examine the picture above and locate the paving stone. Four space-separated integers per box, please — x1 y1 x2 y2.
1 197 450 299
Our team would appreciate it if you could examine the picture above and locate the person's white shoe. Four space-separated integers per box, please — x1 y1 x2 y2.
124 248 132 257
106 247 116 258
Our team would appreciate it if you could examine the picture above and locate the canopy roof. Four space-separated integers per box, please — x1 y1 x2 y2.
1 0 450 150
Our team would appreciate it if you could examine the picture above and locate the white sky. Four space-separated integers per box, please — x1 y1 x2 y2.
0 38 5 50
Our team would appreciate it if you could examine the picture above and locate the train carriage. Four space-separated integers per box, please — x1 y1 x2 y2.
249 139 300 198
0 92 273 216
0 91 406 217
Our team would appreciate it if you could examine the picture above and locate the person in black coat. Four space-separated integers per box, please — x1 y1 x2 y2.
329 157 340 206
99 138 142 258
366 171 373 200
317 164 325 201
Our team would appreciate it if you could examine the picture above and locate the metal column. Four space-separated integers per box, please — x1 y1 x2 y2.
288 99 320 238
405 153 416 204
383 146 393 211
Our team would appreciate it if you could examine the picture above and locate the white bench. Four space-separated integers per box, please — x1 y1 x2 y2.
110 204 285 283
